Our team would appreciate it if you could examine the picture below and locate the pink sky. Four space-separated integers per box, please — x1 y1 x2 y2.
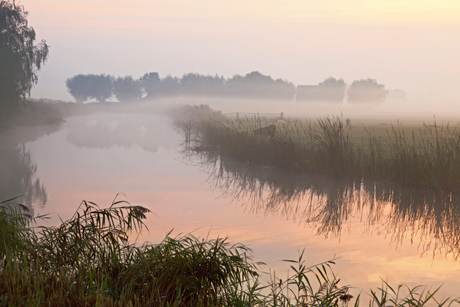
19 0 460 109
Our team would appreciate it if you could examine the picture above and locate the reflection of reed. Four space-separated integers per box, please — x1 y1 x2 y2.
387 189 460 259
181 132 460 258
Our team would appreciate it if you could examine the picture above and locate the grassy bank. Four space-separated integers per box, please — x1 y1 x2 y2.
187 116 460 192
1 198 458 306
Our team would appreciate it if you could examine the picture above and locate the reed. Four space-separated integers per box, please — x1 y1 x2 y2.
186 116 460 192
0 198 256 306
1 198 459 306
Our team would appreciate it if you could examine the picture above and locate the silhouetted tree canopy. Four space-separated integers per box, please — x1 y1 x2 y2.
66 74 113 103
158 75 181 96
180 73 225 96
180 73 206 95
65 74 92 103
318 77 346 102
61 71 378 103
0 0 49 117
113 76 142 102
226 71 295 100
201 74 225 96
347 78 388 103
296 77 346 103
140 72 160 97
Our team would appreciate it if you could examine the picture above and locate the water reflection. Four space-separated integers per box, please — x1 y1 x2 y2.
0 130 51 213
65 113 175 152
185 146 460 259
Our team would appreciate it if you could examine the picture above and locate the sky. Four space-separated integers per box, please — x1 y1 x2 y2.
20 0 460 107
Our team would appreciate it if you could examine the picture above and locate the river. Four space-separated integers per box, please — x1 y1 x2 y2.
2 109 460 299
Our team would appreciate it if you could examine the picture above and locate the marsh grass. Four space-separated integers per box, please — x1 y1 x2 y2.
186 116 460 192
0 197 256 306
1 197 459 306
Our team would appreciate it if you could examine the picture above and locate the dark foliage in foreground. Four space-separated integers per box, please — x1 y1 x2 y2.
1 196 458 306
0 198 256 306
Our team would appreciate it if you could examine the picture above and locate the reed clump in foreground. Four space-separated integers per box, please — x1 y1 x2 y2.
0 198 255 306
191 116 460 192
1 198 459 306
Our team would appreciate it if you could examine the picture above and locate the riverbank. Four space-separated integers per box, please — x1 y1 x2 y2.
184 115 460 192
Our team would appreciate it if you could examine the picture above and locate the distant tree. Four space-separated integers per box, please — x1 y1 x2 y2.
178 73 225 96
225 74 245 96
0 0 49 117
243 71 274 97
347 78 388 104
89 74 113 102
113 76 142 102
140 72 160 98
317 77 347 102
181 73 206 95
66 74 92 103
203 74 225 96
226 71 294 100
158 75 181 96
271 78 296 100
66 74 113 103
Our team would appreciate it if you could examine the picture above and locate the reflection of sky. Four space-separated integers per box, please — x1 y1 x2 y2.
24 112 460 299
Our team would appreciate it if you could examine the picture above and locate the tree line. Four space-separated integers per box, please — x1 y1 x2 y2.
296 77 389 104
65 71 296 103
66 72 389 104
0 0 390 114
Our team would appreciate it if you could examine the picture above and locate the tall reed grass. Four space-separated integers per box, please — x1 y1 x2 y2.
0 197 256 306
187 116 460 192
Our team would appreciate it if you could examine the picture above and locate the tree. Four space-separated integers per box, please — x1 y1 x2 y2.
203 74 225 96
317 77 346 103
66 74 113 103
88 74 113 102
347 78 388 104
158 75 181 96
181 73 206 95
113 76 142 102
226 71 294 100
0 0 49 116
140 72 160 98
65 74 92 103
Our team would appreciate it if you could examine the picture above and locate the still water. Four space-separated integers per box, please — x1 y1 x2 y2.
3 111 460 298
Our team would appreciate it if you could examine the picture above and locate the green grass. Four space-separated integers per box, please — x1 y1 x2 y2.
183 116 460 192
1 197 459 306
0 197 255 306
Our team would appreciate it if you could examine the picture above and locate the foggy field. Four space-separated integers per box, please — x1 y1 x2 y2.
178 107 460 192
123 96 460 125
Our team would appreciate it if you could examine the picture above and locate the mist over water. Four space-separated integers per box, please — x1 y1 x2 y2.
3 0 460 302
2 103 460 297
139 96 460 125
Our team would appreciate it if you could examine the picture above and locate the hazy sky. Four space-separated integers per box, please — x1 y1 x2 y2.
21 0 460 105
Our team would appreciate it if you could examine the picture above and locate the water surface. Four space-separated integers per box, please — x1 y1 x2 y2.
3 111 460 298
